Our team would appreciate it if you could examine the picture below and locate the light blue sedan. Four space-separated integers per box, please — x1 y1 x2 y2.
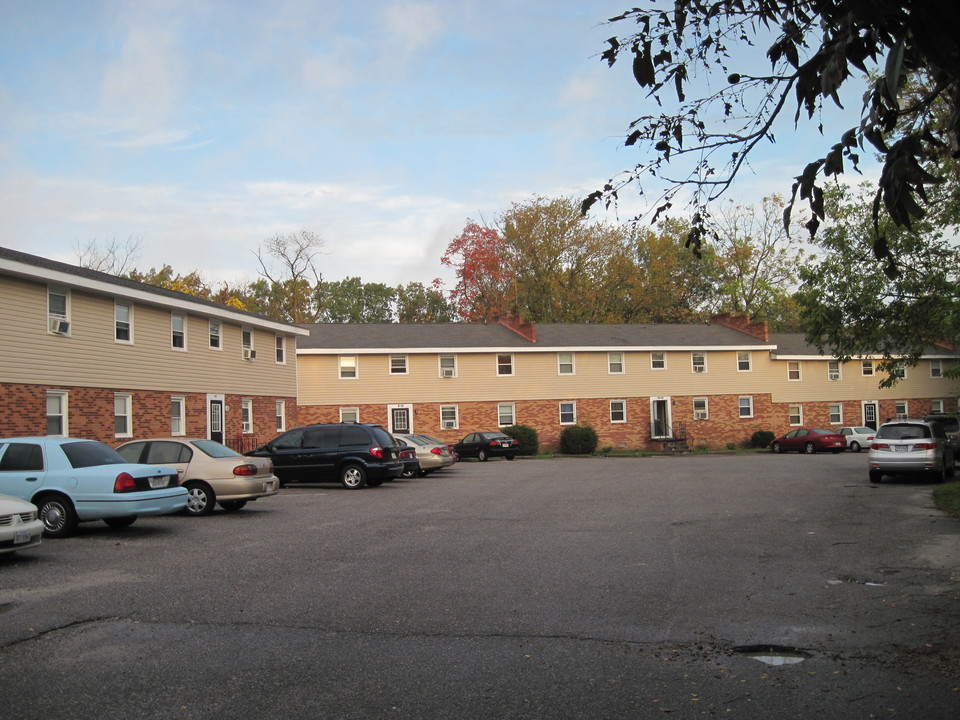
0 437 187 538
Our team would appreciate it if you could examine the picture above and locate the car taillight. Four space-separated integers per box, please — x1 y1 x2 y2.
871 443 889 450
489 440 500 447
370 446 384 459
401 449 415 459
430 447 443 455
233 464 258 476
914 442 938 450
114 472 138 493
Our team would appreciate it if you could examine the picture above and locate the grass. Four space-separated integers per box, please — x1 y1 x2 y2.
933 481 960 519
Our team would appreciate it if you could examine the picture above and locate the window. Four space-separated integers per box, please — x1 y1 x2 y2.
829 403 843 424
114 393 132 438
557 353 575 375
651 352 666 370
115 301 132 343
241 398 253 433
862 360 874 376
171 396 185 436
693 397 709 421
171 313 186 350
440 405 459 430
931 399 944 414
439 355 457 378
276 336 285 364
497 354 514 376
275 400 286 432
787 362 801 381
692 352 707 373
390 355 408 374
737 351 752 371
209 321 221 349
895 401 908 418
789 404 803 426
241 327 255 360
931 359 943 378
738 396 754 418
559 401 576 425
46 391 68 436
894 362 907 380
498 403 515 427
47 287 70 335
340 407 359 423
610 400 626 423
828 360 841 381
339 355 358 379
608 352 624 374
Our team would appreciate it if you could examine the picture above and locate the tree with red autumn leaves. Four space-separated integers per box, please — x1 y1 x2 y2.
440 221 515 321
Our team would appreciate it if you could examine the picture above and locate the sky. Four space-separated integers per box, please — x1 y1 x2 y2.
0 0 874 291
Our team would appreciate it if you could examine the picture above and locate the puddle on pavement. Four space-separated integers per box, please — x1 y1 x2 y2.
733 645 811 666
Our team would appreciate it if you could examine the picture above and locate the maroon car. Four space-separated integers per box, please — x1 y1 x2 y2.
771 428 847 454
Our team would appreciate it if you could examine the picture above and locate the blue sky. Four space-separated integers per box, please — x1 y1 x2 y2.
1 0 873 290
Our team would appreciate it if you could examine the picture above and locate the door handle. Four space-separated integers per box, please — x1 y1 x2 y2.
25 477 38 482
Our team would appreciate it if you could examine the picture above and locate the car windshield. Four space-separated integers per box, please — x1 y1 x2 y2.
191 440 241 458
400 436 428 446
876 424 932 440
61 441 127 468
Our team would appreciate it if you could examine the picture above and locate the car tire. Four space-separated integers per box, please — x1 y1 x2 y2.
36 493 78 538
804 442 815 454
183 481 216 516
340 464 367 489
103 516 137 529
401 467 417 478
850 441 861 453
771 442 782 454
219 500 247 511
478 449 488 462
506 454 516 461
869 471 882 484
417 468 429 477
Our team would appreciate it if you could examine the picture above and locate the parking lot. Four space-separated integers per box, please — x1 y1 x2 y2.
2 452 959 719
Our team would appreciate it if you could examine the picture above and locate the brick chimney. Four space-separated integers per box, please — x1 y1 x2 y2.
498 314 536 343
710 313 769 342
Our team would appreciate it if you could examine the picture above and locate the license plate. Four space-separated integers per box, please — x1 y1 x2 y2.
264 481 273 492
500 441 510 447
894 445 907 453
149 476 170 489
14 529 31 544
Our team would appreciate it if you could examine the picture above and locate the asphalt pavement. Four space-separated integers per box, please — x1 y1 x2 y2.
1 452 958 718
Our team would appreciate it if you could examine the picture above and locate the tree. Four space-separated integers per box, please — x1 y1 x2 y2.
125 265 214 299
585 2 960 258
253 230 326 322
316 277 396 323
395 281 456 322
76 235 143 275
440 221 513 321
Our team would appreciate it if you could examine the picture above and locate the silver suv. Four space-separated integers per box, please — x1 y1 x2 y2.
868 419 956 484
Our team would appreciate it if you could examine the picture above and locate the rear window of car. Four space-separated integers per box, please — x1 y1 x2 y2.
61 441 127 468
875 424 932 440
367 427 395 447
191 440 241 458
145 442 192 464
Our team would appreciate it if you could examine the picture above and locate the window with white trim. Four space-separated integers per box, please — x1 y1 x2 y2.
47 287 70 335
276 336 285 364
275 400 286 432
241 327 255 360
895 400 908 418
498 403 515 427
557 352 575 375
439 355 457 378
862 360 874 376
692 352 706 373
693 397 709 420
787 361 801 381
737 351 752 371
114 393 132 438
559 401 576 425
171 313 186 350
46 391 68 436
171 396 185 436
241 398 253 434
738 396 754 418
440 405 459 430
340 407 359 423
209 321 221 349
894 362 907 380
651 352 666 370
115 301 133 343
497 354 514 376
390 355 408 374
827 360 841 381
930 359 943 378
339 355 358 379
789 404 803 426
931 399 944 413
829 403 843 424
608 352 624 374
610 400 626 423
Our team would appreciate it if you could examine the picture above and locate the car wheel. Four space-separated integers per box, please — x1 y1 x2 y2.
36 494 78 538
506 454 516 461
478 449 488 462
417 468 429 477
804 442 815 454
771 441 782 454
219 500 247 511
401 467 417 478
340 464 367 489
850 441 861 453
183 481 216 516
869 471 882 484
103 516 137 529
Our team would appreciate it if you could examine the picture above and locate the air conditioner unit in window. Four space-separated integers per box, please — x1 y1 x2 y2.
693 366 705 373
49 318 70 335
444 421 455 429
694 411 708 420
243 349 256 360
441 368 455 378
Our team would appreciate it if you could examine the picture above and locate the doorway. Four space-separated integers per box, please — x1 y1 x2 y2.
208 394 225 443
862 401 879 430
388 404 413 435
650 397 672 438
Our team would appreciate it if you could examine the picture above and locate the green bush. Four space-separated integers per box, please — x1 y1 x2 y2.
503 425 539 455
751 430 776 448
560 425 599 454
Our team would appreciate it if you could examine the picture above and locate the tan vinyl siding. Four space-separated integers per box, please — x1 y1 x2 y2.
1 275 297 396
